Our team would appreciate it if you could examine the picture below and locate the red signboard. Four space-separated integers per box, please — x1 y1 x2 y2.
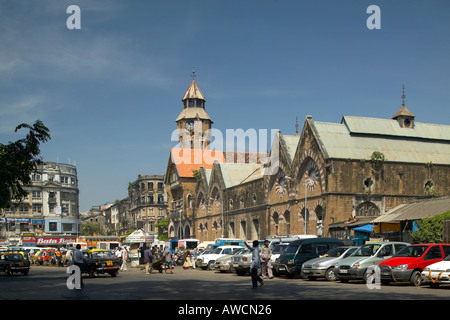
36 237 77 246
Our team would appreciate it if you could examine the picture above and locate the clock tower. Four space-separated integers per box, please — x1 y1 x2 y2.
176 73 213 149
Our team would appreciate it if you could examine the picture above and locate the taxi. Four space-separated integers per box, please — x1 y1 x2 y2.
0 252 31 276
79 249 120 277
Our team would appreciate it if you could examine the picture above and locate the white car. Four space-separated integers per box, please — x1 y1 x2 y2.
421 255 450 287
197 246 242 270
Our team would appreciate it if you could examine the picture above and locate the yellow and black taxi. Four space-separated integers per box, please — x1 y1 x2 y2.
0 252 31 276
78 249 120 277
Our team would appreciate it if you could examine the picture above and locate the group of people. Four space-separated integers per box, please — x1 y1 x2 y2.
142 246 197 275
113 246 129 272
245 240 274 289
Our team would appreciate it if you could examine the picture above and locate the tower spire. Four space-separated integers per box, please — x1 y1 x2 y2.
401 84 406 107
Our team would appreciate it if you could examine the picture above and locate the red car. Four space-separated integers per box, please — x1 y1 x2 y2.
35 250 56 266
378 244 450 286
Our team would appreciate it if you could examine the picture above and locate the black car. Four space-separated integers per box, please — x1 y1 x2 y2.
77 249 120 277
0 253 30 276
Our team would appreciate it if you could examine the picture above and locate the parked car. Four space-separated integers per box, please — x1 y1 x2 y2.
301 246 359 281
277 238 345 278
0 252 30 276
75 249 121 277
214 247 247 273
232 241 267 276
421 252 450 288
35 250 56 266
271 243 289 276
336 241 409 283
197 246 242 270
378 244 450 286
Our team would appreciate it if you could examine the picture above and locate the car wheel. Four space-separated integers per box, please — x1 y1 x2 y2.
207 261 215 270
325 267 337 281
410 270 423 286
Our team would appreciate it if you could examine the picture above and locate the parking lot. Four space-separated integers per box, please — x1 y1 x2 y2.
1 264 449 301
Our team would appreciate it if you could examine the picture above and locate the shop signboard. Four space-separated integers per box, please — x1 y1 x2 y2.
36 237 77 246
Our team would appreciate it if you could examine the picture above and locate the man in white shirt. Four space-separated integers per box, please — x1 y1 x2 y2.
72 244 86 287
244 240 264 288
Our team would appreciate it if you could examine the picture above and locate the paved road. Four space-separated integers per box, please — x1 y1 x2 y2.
1 265 449 301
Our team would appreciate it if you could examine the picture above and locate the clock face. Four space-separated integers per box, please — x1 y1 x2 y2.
185 121 195 130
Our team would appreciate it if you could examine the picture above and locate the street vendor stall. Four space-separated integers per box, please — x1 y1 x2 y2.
125 229 154 267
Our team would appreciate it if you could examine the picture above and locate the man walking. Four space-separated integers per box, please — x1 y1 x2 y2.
244 240 264 288
144 246 153 275
261 240 273 279
72 244 86 288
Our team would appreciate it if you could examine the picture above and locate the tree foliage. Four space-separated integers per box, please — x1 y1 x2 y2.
156 217 169 241
411 210 450 244
81 221 105 236
0 120 51 209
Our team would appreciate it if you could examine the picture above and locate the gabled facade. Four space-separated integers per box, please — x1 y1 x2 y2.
191 104 450 242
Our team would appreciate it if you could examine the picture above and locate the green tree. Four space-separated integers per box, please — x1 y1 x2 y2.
411 211 450 243
81 221 104 236
0 120 51 209
156 217 169 241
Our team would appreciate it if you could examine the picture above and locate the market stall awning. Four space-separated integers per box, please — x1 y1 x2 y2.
125 229 154 243
352 224 374 233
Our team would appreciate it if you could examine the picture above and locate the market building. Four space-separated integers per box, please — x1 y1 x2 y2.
191 91 450 242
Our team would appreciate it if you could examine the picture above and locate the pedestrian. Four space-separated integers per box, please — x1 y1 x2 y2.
144 246 153 275
183 249 193 269
244 240 264 288
56 248 63 267
261 240 273 279
120 247 128 272
72 244 86 288
191 249 197 269
163 246 173 274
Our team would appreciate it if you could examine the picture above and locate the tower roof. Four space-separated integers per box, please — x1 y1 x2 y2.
392 105 415 119
392 84 415 119
182 80 206 101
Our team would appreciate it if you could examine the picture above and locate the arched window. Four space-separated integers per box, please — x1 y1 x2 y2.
356 202 380 217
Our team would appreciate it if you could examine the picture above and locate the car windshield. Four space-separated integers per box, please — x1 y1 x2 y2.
353 244 381 257
3 254 25 261
284 244 300 255
445 254 450 261
394 245 428 258
322 247 352 257
211 247 223 254
272 245 288 254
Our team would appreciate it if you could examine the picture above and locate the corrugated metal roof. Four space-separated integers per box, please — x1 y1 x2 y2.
218 163 264 188
371 196 450 223
313 117 450 165
281 134 300 162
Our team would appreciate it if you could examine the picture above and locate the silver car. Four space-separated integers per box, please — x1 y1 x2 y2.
301 246 358 281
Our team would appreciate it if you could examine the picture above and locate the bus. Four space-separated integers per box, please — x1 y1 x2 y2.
97 241 120 250
214 238 244 246
169 239 199 251
78 236 120 249
66 242 88 250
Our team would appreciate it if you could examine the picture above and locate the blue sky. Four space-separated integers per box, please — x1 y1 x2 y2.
1 0 449 212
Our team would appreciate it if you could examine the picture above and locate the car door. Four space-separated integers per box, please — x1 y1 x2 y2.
373 244 394 265
421 245 444 270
